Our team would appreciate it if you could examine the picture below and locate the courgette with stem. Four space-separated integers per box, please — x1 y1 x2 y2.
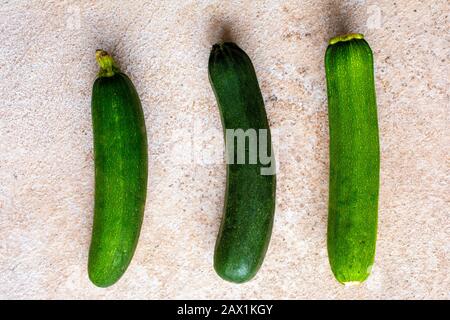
88 50 148 287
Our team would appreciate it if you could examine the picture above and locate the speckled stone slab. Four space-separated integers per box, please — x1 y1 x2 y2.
0 0 448 299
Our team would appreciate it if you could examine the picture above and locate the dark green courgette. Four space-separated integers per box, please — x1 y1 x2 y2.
88 50 148 287
208 42 276 283
325 34 380 284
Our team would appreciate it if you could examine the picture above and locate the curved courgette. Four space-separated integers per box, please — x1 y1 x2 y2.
325 34 380 284
208 42 276 283
88 50 148 287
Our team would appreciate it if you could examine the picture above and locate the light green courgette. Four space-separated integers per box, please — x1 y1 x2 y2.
325 34 380 284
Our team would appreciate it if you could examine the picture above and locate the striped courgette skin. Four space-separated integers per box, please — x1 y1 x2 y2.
325 34 380 284
208 43 276 283
88 50 148 287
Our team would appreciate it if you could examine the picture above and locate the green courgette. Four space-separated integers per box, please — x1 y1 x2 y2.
325 34 380 284
88 50 148 287
208 42 276 283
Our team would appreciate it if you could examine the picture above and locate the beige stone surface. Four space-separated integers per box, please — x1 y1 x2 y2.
0 0 448 299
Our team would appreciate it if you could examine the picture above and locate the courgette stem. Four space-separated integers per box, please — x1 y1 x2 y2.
329 33 364 45
95 49 119 77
